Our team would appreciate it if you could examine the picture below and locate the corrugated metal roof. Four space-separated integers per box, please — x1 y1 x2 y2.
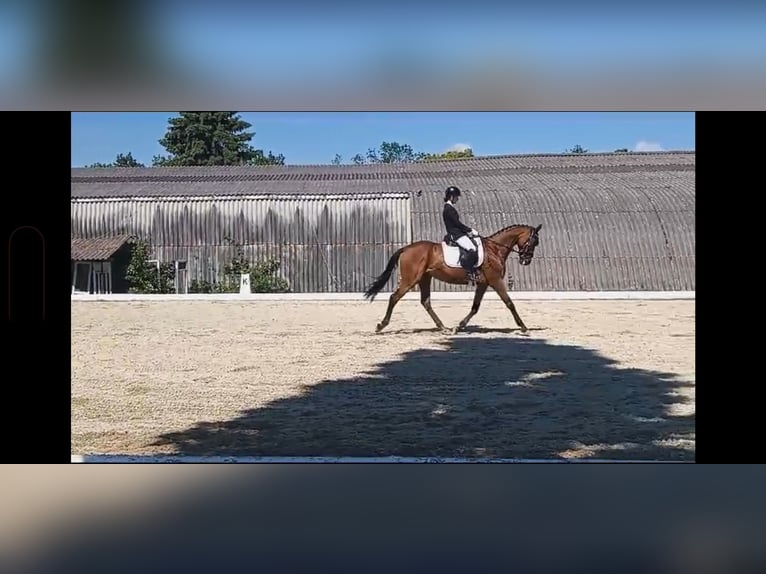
71 234 132 261
71 151 695 198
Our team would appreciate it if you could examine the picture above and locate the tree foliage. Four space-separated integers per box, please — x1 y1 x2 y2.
85 152 145 168
349 141 426 164
152 112 286 166
379 141 427 163
124 238 175 293
421 148 474 161
347 141 474 164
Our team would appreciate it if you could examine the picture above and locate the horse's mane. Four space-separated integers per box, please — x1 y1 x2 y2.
487 224 533 240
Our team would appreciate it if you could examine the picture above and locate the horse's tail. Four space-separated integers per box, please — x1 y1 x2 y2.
363 247 405 302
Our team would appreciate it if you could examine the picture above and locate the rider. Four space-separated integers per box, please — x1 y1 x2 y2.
442 185 480 283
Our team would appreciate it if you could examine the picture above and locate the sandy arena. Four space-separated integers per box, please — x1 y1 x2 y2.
71 298 695 460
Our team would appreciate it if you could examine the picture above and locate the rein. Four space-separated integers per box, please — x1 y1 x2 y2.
483 235 522 254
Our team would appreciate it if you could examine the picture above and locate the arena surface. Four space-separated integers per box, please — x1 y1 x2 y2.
71 298 695 461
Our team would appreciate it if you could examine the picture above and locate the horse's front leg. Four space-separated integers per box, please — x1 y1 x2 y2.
454 283 488 333
489 279 528 333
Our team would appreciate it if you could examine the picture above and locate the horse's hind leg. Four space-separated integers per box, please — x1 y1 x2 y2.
418 275 449 333
376 281 417 332
376 256 421 333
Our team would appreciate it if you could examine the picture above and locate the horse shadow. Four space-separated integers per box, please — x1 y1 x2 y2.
459 326 548 334
377 326 548 335
150 335 695 461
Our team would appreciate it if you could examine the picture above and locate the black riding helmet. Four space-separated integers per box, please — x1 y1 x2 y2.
444 185 461 201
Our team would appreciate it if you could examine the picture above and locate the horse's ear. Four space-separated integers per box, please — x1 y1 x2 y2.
535 224 542 232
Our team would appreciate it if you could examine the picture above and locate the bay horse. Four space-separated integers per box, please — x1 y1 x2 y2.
363 224 542 334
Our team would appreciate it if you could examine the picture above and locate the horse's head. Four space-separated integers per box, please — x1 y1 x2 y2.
517 224 542 266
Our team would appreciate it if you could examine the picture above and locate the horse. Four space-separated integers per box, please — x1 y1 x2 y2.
363 224 542 334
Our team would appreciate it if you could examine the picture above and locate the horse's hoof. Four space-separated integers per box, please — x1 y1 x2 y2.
375 323 384 333
451 326 461 335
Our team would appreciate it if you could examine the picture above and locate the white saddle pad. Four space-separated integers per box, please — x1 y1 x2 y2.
441 237 485 269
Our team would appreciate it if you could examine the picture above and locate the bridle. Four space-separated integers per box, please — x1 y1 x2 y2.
484 227 538 257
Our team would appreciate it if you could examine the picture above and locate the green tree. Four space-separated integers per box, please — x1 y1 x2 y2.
248 150 287 166
331 154 343 165
347 142 479 164
152 112 285 166
614 148 629 153
349 141 428 164
566 144 589 153
422 148 475 161
379 141 427 163
85 151 144 168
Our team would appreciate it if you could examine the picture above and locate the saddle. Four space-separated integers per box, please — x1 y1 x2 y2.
443 234 480 270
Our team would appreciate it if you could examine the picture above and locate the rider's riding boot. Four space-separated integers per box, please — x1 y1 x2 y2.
461 251 478 285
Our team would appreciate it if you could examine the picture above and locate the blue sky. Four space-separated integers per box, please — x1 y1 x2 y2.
71 112 695 167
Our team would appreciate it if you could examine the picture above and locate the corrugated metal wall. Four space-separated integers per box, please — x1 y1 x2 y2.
71 196 411 292
411 169 695 291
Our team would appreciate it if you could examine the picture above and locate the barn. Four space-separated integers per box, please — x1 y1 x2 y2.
70 150 695 293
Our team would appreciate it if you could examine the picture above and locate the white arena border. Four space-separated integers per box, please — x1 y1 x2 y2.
72 291 695 302
71 454 684 463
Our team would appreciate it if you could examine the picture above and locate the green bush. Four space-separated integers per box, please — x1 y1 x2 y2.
188 238 290 293
249 258 290 293
124 237 290 294
125 239 175 294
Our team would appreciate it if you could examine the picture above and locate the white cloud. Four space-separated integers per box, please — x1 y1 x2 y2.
634 140 664 152
445 143 472 152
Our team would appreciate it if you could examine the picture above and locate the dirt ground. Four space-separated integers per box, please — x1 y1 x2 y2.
71 298 695 460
